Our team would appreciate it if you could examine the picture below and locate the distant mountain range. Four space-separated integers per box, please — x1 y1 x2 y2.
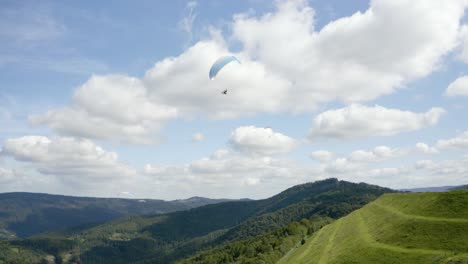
0 192 231 239
399 184 468 192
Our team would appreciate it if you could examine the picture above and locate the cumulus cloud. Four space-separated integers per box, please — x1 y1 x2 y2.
189 154 274 176
320 145 405 176
29 75 178 144
31 0 466 142
232 0 464 109
0 167 15 183
309 104 445 139
445 75 468 97
349 146 404 163
457 25 468 63
192 132 205 142
410 156 468 185
1 136 136 182
143 40 290 118
310 150 334 162
229 126 297 155
322 156 468 189
242 177 260 186
324 158 361 174
436 131 468 149
141 149 468 199
415 142 439 154
143 149 310 198
133 136 468 198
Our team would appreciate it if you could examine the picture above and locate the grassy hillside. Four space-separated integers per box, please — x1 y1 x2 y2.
279 190 468 264
0 179 393 263
0 192 229 238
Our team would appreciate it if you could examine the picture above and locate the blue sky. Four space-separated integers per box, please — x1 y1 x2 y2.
1 0 468 199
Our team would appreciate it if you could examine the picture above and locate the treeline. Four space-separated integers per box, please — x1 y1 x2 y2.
179 216 332 264
0 241 43 264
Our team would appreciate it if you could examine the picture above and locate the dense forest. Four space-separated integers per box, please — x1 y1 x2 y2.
179 216 333 264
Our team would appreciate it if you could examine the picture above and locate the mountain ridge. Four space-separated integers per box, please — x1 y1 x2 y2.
0 192 231 239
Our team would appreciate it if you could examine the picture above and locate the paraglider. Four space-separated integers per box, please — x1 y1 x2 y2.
209 55 241 95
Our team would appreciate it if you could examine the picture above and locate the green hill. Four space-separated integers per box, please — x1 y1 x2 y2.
0 192 230 239
279 190 468 264
0 179 393 263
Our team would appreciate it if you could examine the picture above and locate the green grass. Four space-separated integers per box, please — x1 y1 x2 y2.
279 190 468 264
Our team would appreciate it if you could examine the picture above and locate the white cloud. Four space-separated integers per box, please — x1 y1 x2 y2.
242 177 260 186
145 151 298 187
143 149 312 199
192 132 205 142
445 75 468 97
322 155 468 190
233 0 465 109
414 159 435 170
143 40 290 118
210 149 230 159
30 75 178 144
349 146 404 163
415 142 439 154
309 104 445 139
310 150 334 162
324 157 361 174
436 131 468 149
457 25 468 63
189 154 275 175
229 126 297 155
32 0 466 142
410 156 468 185
140 150 468 199
125 136 468 198
1 136 136 183
321 145 405 176
0 167 15 183
178 1 198 46
144 164 189 178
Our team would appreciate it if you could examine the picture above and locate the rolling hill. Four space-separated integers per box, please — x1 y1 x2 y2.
279 190 468 264
0 192 230 239
0 178 393 264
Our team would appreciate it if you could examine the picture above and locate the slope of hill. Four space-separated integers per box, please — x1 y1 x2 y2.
0 192 229 239
0 179 393 264
279 190 468 264
178 216 333 264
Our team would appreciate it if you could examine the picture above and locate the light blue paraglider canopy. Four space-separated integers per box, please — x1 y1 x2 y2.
209 56 241 80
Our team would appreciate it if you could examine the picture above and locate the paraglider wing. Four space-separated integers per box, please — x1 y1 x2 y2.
209 56 241 80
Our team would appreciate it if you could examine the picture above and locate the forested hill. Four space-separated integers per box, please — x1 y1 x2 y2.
0 192 230 238
0 178 394 263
